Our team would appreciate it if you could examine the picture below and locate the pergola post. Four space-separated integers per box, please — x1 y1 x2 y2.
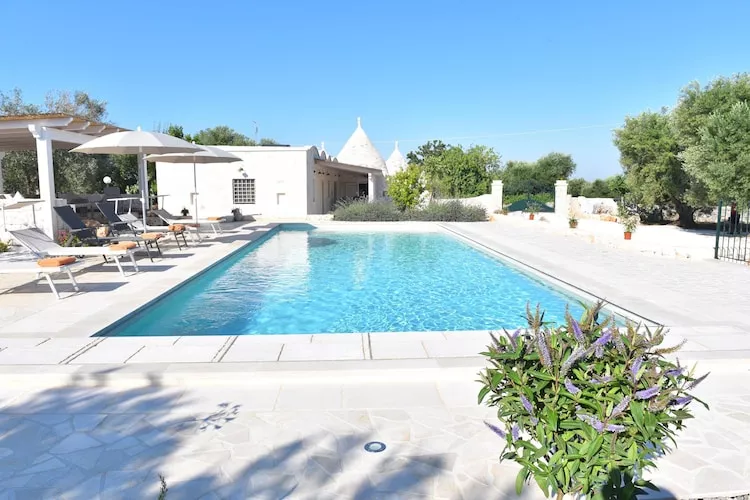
367 173 375 201
29 125 56 238
0 151 5 193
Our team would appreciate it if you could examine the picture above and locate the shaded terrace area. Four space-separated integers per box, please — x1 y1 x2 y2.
0 113 128 238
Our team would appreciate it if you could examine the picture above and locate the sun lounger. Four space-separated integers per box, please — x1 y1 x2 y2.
9 228 139 277
0 257 80 299
97 202 190 249
152 209 225 236
54 205 163 261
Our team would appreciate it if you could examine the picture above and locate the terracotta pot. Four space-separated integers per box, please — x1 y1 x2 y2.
624 232 632 240
569 221 578 229
529 214 535 221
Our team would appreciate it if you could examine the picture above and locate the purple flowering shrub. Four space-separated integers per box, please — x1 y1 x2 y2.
478 302 708 499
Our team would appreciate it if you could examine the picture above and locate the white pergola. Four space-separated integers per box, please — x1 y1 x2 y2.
0 114 127 237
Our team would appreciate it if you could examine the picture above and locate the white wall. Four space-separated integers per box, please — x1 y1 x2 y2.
156 147 311 218
573 197 618 215
1 198 66 243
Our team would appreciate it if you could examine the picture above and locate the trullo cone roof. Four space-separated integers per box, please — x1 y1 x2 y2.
337 118 388 175
386 141 408 175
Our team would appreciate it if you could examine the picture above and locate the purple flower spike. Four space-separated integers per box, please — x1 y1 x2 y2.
630 357 643 382
520 395 534 414
670 396 693 407
665 367 685 377
687 372 710 390
593 330 613 348
605 423 626 433
571 319 585 343
614 332 626 354
590 375 613 385
635 386 660 400
484 421 506 439
536 333 552 368
577 412 605 433
511 424 520 441
610 396 631 418
561 347 586 376
530 417 539 426
565 378 581 395
509 329 521 348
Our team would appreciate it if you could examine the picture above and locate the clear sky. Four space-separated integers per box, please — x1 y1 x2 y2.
2 0 749 179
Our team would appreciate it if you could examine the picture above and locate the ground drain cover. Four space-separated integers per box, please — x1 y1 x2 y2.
364 441 386 453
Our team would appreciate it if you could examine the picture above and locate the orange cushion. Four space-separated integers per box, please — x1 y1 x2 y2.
140 232 164 240
38 256 76 267
207 217 223 221
168 224 186 232
108 241 137 250
186 223 200 228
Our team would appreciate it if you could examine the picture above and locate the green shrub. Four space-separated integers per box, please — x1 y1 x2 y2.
408 200 486 221
0 240 11 253
504 192 553 207
333 199 402 221
333 199 486 222
478 302 708 499
387 164 425 210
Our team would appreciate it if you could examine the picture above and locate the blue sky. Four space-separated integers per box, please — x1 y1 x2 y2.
2 0 749 179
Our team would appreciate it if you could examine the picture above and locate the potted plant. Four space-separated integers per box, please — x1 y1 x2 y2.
502 207 509 215
526 201 541 221
623 216 637 240
181 208 190 217
232 207 243 222
479 302 708 500
568 216 578 229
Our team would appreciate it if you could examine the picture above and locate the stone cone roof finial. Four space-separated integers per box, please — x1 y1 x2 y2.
337 117 387 174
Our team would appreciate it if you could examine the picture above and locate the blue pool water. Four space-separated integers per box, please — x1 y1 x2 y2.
103 228 588 336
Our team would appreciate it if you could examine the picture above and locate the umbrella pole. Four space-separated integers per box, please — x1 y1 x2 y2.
193 160 198 224
138 152 149 230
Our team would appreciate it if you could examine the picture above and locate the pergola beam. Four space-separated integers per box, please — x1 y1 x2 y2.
30 125 104 148
0 116 74 130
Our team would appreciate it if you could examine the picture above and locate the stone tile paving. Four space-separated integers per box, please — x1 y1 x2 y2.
446 222 750 334
0 372 746 499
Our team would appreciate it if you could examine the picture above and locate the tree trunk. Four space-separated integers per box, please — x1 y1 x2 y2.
674 201 696 228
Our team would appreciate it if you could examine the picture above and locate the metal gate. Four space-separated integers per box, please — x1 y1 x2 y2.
714 200 750 262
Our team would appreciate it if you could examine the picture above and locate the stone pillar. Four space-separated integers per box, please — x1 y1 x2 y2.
491 180 504 210
555 180 569 220
0 151 5 193
31 126 57 238
368 173 375 201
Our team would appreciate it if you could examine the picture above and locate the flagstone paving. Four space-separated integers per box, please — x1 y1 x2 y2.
0 371 746 499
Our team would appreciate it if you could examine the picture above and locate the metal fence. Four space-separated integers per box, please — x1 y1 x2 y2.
715 200 750 262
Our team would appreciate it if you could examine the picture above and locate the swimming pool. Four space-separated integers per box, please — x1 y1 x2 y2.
101 226 592 336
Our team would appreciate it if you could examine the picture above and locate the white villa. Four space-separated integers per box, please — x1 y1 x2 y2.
156 118 396 219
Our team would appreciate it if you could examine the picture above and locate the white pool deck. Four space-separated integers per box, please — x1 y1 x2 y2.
0 220 748 498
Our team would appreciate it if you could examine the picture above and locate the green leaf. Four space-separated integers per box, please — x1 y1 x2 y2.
477 386 490 404
631 401 645 430
587 435 604 458
533 474 549 496
548 409 559 432
528 369 555 381
515 467 527 495
627 442 638 461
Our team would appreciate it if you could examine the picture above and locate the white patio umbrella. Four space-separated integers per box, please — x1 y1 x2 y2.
71 128 202 227
145 145 241 223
